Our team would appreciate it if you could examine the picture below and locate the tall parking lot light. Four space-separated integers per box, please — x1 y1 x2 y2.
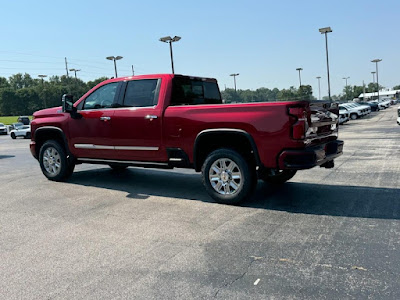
343 77 350 99
106 56 123 78
371 59 382 100
230 73 239 92
316 76 321 100
319 27 332 102
296 68 303 87
38 75 47 108
159 36 181 74
69 68 81 79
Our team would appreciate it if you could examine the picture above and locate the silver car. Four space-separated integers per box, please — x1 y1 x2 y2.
0 123 7 135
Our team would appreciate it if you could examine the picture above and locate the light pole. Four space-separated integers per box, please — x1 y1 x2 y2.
319 27 333 102
69 68 81 79
159 36 181 74
296 68 303 87
371 59 382 101
371 71 376 84
38 75 47 108
230 73 239 92
132 65 135 76
316 76 321 100
106 56 123 78
343 77 350 99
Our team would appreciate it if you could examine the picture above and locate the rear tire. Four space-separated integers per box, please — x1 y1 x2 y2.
39 140 75 181
202 148 256 205
261 169 297 184
11 132 16 139
25 132 31 139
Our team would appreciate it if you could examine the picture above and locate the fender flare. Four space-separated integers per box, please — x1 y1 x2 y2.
193 128 262 171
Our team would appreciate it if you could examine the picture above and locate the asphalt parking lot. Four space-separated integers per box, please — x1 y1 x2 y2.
0 106 399 299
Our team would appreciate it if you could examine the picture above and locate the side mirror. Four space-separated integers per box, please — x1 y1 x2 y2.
62 94 82 119
62 94 74 113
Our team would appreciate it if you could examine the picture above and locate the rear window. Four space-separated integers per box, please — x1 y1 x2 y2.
170 77 222 106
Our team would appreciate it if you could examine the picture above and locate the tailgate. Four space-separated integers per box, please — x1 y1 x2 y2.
306 101 339 143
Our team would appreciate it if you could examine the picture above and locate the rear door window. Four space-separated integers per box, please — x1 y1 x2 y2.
122 79 160 107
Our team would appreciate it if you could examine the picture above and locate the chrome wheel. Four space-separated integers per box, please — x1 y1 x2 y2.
209 158 242 195
43 147 62 176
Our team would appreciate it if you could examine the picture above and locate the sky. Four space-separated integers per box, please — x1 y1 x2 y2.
0 0 399 98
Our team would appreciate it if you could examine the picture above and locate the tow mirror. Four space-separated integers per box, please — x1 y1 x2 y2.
62 94 74 113
62 94 81 119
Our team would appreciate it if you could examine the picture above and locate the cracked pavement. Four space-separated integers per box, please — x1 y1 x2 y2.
0 106 399 299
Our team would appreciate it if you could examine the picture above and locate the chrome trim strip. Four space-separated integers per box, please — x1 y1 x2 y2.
115 146 159 151
74 144 159 151
169 158 183 161
77 158 168 166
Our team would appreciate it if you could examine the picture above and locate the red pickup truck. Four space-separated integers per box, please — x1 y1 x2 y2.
30 74 343 204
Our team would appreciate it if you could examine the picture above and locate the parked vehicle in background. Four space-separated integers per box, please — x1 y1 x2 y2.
358 101 379 112
9 122 24 131
397 106 400 125
29 74 344 205
17 116 31 125
369 100 386 110
339 110 349 124
10 125 31 139
0 123 8 135
351 103 371 115
339 104 366 120
379 99 391 109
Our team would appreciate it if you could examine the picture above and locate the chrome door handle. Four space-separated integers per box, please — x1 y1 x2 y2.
100 116 111 121
145 115 158 120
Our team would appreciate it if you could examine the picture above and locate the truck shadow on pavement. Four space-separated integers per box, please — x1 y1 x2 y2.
68 167 400 220
0 155 15 159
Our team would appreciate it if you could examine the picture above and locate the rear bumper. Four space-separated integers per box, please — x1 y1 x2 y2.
278 140 344 170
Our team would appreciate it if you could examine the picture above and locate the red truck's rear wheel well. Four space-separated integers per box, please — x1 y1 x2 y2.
193 130 260 172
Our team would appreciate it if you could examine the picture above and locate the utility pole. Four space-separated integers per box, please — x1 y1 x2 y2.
65 57 69 77
363 80 366 101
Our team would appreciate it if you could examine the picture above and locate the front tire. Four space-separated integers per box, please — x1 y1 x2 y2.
350 113 358 120
39 140 75 181
202 148 256 205
261 169 297 184
11 132 16 139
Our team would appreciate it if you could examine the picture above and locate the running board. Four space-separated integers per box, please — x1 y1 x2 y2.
77 158 172 169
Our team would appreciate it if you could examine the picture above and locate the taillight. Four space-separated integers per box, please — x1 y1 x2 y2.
288 106 308 140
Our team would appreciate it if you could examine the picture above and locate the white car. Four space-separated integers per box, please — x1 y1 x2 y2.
378 99 391 109
339 103 368 120
0 123 7 135
10 125 31 139
347 103 371 115
339 110 349 124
